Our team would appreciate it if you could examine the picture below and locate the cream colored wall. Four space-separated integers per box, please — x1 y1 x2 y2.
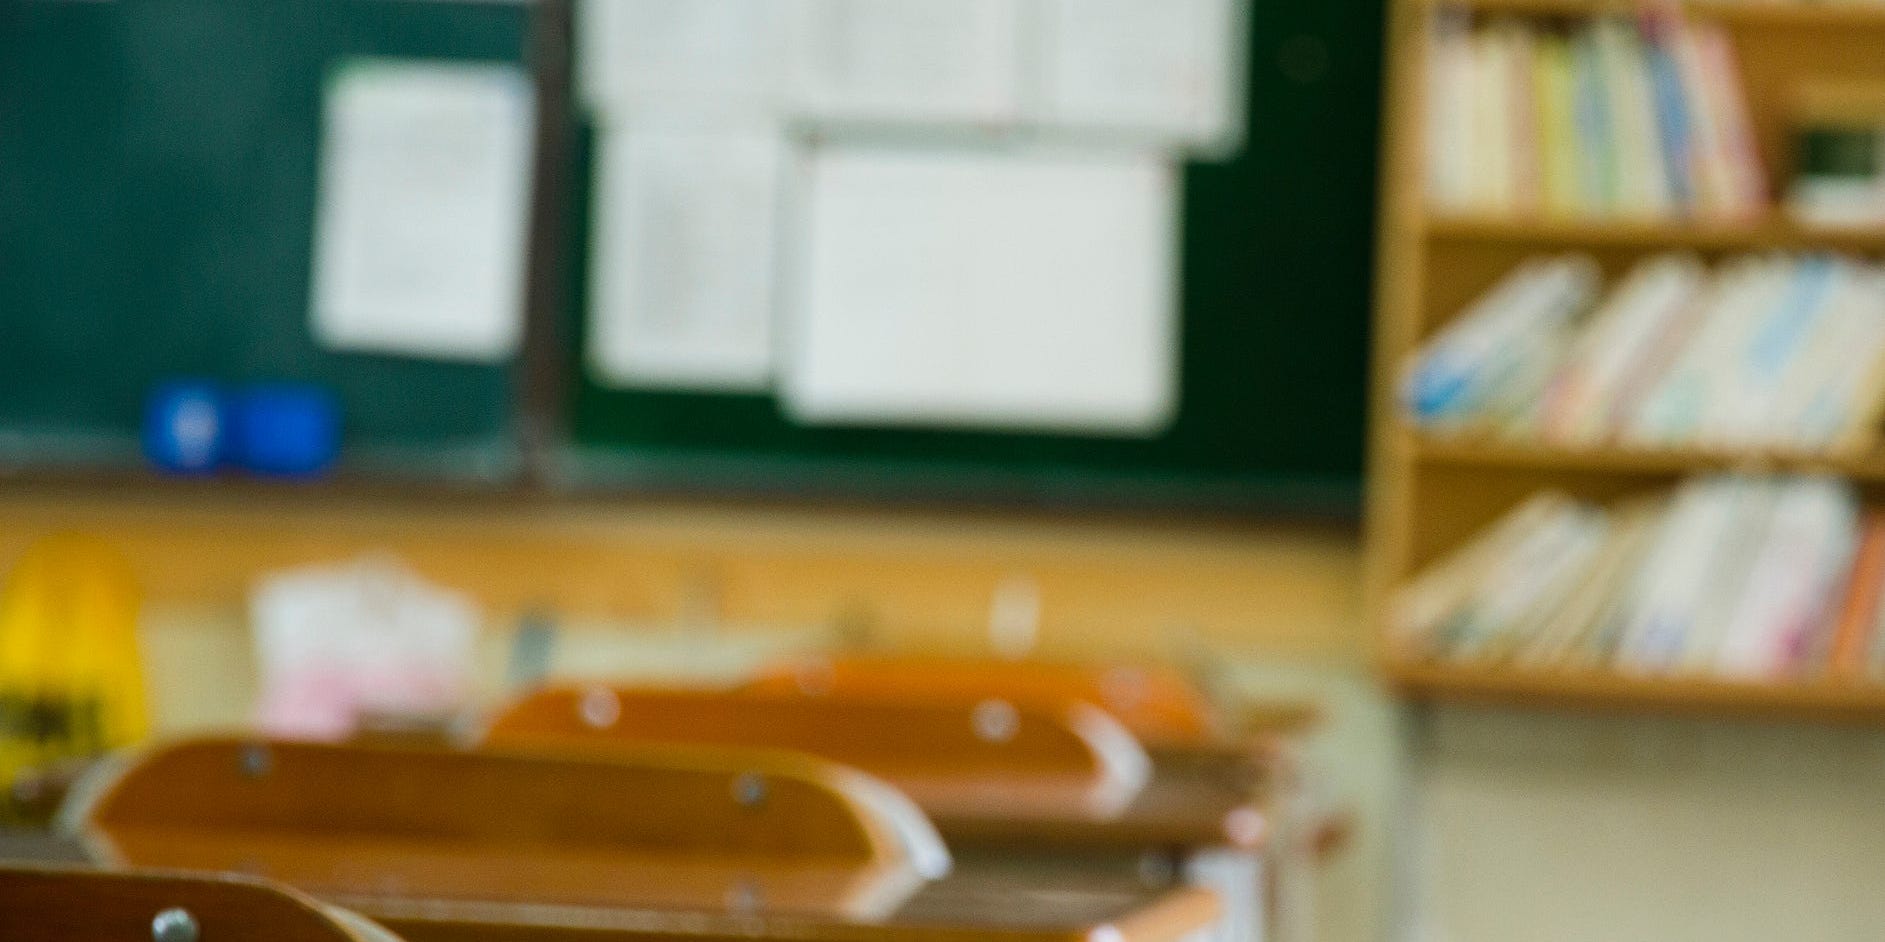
1407 707 1885 942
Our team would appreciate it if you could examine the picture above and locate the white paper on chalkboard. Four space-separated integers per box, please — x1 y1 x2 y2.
1033 0 1245 150
310 60 535 363
587 119 786 391
783 146 1179 435
577 0 791 111
792 0 1024 125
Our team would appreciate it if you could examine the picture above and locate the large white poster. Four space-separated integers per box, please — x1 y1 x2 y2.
784 146 1180 434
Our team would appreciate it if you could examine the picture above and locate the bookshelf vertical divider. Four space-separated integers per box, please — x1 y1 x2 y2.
1366 0 1885 722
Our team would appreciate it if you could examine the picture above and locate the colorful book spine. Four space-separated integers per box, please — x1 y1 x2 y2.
1426 13 1473 211
1415 252 1885 456
1640 12 1695 211
1828 516 1885 678
1397 477 1870 680
1507 23 1542 214
1695 22 1768 215
1424 16 1765 221
1535 35 1580 217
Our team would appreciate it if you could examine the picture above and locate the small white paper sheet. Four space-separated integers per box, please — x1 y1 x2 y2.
792 0 1024 125
784 146 1180 435
1034 0 1244 148
577 0 791 110
310 59 536 362
587 121 786 390
251 556 481 741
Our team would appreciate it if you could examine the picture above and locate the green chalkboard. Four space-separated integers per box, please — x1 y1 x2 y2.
565 1 1383 513
0 0 530 478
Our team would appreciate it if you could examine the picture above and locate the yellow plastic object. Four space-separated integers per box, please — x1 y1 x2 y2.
0 535 149 806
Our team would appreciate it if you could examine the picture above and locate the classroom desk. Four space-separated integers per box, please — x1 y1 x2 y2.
734 657 1325 942
46 737 1224 942
485 687 1150 821
0 784 1251 940
0 845 1218 942
929 750 1271 942
925 743 1272 852
486 686 1278 942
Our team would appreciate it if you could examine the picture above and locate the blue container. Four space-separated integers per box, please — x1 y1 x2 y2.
227 383 341 478
142 381 228 475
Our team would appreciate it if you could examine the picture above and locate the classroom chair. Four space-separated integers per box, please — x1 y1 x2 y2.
739 656 1231 747
483 666 1298 942
65 736 1224 942
483 686 1153 821
75 736 944 921
736 655 1337 941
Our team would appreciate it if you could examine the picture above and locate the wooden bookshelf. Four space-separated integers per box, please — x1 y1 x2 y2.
1427 214 1885 251
1389 662 1885 724
1369 0 1885 720
1414 437 1885 479
1433 0 1885 28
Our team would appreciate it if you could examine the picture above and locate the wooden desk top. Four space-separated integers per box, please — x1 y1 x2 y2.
365 854 1218 942
926 743 1275 852
892 850 1207 931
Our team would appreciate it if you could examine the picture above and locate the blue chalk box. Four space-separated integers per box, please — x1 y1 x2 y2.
142 381 228 475
227 384 341 478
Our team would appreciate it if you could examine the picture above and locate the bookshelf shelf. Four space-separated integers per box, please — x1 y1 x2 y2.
1433 0 1885 28
1414 438 1885 479
1388 659 1885 724
1426 215 1885 252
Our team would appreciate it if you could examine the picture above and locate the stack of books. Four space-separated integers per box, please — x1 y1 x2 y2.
1425 13 1766 220
1394 476 1885 681
1401 253 1885 451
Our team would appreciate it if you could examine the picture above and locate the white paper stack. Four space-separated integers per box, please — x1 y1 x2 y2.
587 120 785 390
311 60 536 362
576 0 1250 436
784 147 1179 433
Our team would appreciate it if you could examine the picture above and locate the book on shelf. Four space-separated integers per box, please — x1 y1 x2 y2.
1392 475 1883 682
1830 517 1885 675
1400 255 1599 431
1400 251 1885 453
1535 32 1579 216
1425 12 1766 221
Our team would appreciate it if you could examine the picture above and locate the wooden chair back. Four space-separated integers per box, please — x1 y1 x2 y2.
739 657 1226 747
483 687 1150 820
74 737 944 920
